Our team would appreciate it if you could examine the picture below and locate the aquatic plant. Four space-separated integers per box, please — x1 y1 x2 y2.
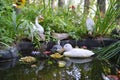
90 59 111 80
96 41 120 66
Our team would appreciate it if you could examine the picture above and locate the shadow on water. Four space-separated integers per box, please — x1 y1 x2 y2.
0 57 111 80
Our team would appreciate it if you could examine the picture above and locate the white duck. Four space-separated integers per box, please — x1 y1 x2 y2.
63 44 95 58
33 15 45 41
86 17 95 35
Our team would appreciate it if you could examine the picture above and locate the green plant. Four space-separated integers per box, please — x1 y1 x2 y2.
40 6 88 40
111 26 120 39
93 0 120 37
0 42 10 49
0 0 42 45
1 0 119 47
0 0 15 44
96 41 120 65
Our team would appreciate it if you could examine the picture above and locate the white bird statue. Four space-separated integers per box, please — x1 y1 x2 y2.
63 44 95 58
33 15 45 41
86 17 95 35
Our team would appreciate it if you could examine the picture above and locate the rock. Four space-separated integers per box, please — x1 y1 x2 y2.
52 33 69 40
0 47 18 60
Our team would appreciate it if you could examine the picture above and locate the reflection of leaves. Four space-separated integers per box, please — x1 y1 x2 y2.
90 59 110 80
0 55 2 57
47 61 53 65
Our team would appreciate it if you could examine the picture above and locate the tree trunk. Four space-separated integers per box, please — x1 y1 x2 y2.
84 0 90 14
58 0 65 8
116 0 120 19
51 0 55 9
97 0 106 17
116 0 120 25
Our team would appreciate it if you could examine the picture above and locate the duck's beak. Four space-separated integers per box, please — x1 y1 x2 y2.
38 18 44 22
38 16 44 22
40 17 44 21
60 48 65 53
12 4 18 8
57 48 65 53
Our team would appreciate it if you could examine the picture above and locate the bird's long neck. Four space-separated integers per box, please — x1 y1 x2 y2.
57 40 61 45
35 17 39 26
35 16 44 34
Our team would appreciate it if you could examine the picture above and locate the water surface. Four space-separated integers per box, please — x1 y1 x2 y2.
0 58 110 80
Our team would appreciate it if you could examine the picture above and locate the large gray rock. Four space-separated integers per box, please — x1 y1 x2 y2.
0 47 18 59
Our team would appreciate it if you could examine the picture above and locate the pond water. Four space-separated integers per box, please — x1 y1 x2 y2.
0 57 112 80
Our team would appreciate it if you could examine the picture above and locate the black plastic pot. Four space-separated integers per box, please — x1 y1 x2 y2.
3 38 117 58
46 38 119 50
16 38 34 56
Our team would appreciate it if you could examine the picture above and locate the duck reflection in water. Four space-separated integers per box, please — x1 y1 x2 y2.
66 64 81 80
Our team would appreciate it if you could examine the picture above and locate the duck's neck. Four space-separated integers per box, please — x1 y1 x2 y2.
67 47 73 51
35 17 39 26
65 46 73 51
57 40 60 45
